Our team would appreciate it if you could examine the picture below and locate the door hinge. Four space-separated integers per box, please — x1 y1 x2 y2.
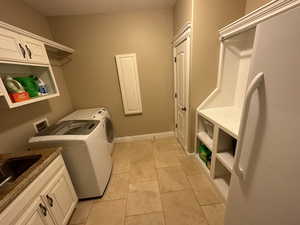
174 93 178 98
175 123 178 128
174 57 177 63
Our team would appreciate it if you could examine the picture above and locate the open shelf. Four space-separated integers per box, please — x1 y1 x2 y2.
198 106 241 138
216 152 234 172
197 132 213 150
8 93 59 108
216 128 237 172
0 63 59 108
196 116 214 150
214 159 232 199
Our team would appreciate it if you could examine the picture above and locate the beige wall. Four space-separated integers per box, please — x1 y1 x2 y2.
245 0 272 14
173 0 193 34
48 8 174 137
0 0 73 153
0 0 53 39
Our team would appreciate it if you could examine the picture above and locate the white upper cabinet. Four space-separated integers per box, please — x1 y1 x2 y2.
22 37 49 64
115 53 143 115
0 20 75 108
0 27 25 62
0 27 49 65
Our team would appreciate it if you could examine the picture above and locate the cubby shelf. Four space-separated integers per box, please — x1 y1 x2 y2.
216 152 234 172
197 132 213 150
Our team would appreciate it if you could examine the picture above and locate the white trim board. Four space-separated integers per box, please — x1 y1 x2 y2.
173 22 192 43
219 0 300 40
114 131 175 143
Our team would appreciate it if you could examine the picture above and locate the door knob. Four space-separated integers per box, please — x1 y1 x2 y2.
181 107 187 111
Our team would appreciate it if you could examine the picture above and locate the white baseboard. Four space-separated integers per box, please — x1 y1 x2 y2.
115 131 175 143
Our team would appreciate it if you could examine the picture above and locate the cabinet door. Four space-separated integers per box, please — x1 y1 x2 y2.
42 167 77 225
22 37 49 64
15 197 55 225
0 27 26 62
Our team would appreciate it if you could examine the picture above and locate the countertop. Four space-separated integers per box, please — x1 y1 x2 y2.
0 148 61 213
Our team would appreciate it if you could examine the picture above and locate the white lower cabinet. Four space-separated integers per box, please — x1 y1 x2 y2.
0 155 78 225
15 197 55 225
41 167 77 225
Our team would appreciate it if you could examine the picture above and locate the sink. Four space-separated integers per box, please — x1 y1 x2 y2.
0 155 42 187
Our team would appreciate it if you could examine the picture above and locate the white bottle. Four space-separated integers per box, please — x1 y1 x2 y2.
36 77 48 95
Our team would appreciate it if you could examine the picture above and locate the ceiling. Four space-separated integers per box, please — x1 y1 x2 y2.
23 0 176 16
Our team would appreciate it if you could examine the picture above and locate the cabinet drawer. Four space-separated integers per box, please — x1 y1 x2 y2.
0 155 64 225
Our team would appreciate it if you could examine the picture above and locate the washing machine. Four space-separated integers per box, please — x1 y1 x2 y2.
29 112 113 199
61 108 115 154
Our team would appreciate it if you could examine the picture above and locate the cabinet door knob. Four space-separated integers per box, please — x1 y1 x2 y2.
46 195 54 207
39 203 47 216
25 45 32 59
18 44 26 58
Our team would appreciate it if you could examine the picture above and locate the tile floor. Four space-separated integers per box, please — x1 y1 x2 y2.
68 137 225 225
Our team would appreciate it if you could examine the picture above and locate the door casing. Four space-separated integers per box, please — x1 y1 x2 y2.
173 26 191 153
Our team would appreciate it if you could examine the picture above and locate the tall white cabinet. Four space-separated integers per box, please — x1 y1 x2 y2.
194 0 297 200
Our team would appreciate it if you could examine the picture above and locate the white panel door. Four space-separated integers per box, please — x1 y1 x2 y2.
174 38 190 150
0 27 26 62
15 197 55 225
115 53 142 115
225 6 300 225
42 167 77 225
22 37 49 64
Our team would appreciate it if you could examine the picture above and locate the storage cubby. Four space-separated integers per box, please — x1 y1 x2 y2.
0 63 59 108
216 129 237 172
196 116 214 150
214 159 232 199
196 138 212 174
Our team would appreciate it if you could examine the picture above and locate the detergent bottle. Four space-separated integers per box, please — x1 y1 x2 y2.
4 75 25 93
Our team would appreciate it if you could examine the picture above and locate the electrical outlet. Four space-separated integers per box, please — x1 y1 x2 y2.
33 118 49 134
